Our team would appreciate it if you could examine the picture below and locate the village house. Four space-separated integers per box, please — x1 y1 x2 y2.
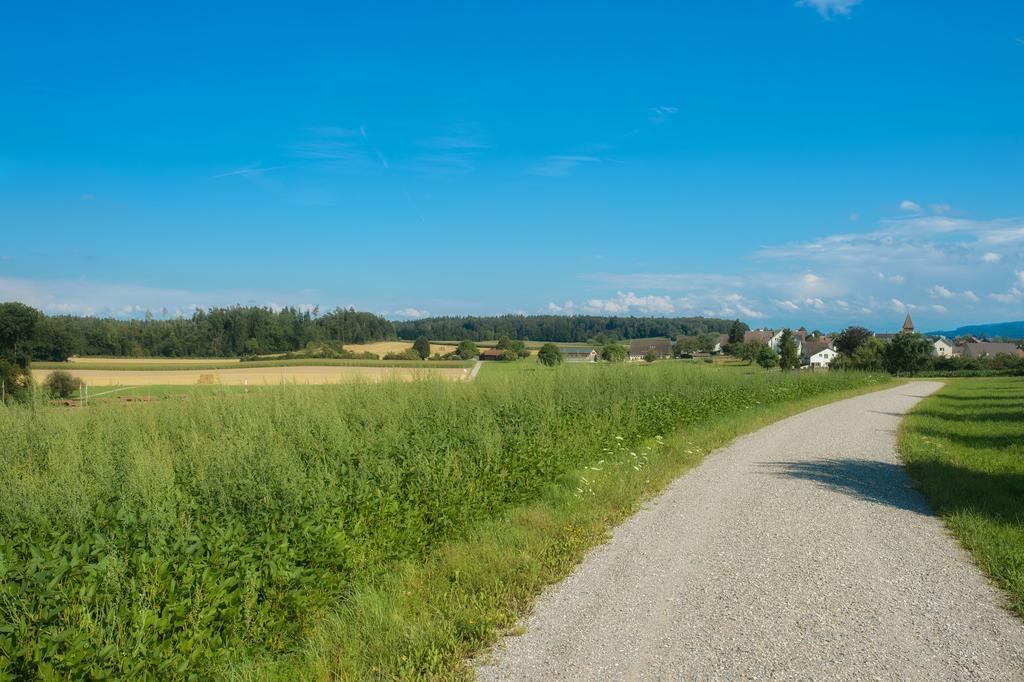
628 338 673 361
932 336 955 357
479 347 505 360
744 328 802 356
961 342 1024 359
560 347 598 362
802 340 838 369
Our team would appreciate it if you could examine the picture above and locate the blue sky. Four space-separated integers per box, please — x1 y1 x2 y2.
2 0 1023 331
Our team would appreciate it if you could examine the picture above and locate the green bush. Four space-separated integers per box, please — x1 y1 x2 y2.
0 365 888 677
537 343 562 367
42 370 82 398
0 359 32 404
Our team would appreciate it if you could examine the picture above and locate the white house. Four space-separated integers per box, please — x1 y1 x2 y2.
932 337 954 357
803 341 838 369
745 328 802 356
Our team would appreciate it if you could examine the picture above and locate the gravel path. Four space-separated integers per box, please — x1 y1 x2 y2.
477 381 1024 680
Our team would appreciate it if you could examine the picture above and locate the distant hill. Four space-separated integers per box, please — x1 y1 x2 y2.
925 320 1024 339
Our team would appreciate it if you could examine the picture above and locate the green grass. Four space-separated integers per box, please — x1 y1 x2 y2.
34 357 472 371
0 365 891 678
899 377 1024 618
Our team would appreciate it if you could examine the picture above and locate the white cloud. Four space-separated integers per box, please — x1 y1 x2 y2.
982 252 1002 263
547 300 576 313
890 298 907 312
585 291 674 314
774 299 801 312
930 203 953 215
989 288 1022 304
928 285 954 299
804 297 826 311
899 199 923 213
1017 270 1024 287
527 155 599 177
797 0 862 18
932 305 947 313
964 290 980 303
391 308 430 319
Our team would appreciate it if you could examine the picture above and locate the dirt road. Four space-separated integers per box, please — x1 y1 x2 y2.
478 382 1024 680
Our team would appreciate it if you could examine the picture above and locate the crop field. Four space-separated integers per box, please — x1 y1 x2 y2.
899 377 1024 617
0 364 890 678
344 340 458 356
33 364 473 387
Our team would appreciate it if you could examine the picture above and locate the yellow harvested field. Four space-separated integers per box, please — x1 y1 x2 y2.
345 341 458 356
69 356 241 365
33 366 472 387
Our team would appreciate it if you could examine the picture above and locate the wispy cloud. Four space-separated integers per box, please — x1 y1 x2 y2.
213 162 293 179
650 106 678 124
527 155 600 177
797 0 862 18
360 125 390 170
899 199 922 213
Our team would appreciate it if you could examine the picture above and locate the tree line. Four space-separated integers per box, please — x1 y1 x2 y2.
394 315 745 343
4 303 396 361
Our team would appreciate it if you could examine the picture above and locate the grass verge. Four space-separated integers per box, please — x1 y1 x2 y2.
259 376 898 679
898 377 1024 618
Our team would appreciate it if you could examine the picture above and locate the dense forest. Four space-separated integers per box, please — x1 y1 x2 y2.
394 315 745 343
26 306 395 360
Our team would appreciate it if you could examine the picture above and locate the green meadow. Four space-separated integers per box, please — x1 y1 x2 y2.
900 377 1024 617
0 363 890 678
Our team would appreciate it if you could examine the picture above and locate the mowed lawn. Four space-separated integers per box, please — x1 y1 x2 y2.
899 377 1024 617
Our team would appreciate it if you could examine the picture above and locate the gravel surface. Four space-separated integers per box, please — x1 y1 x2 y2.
476 381 1024 680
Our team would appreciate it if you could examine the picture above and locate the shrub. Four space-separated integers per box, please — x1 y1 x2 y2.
600 343 627 362
43 370 82 398
455 340 479 360
643 349 657 363
0 358 32 403
537 343 563 367
383 349 422 360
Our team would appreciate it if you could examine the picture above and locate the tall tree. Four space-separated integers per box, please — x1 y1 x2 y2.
778 328 800 370
884 332 933 376
412 335 431 360
0 302 41 368
834 326 873 356
728 319 744 344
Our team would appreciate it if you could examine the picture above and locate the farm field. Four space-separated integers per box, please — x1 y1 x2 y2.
33 364 472 387
899 377 1024 617
0 363 891 679
344 340 458 356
